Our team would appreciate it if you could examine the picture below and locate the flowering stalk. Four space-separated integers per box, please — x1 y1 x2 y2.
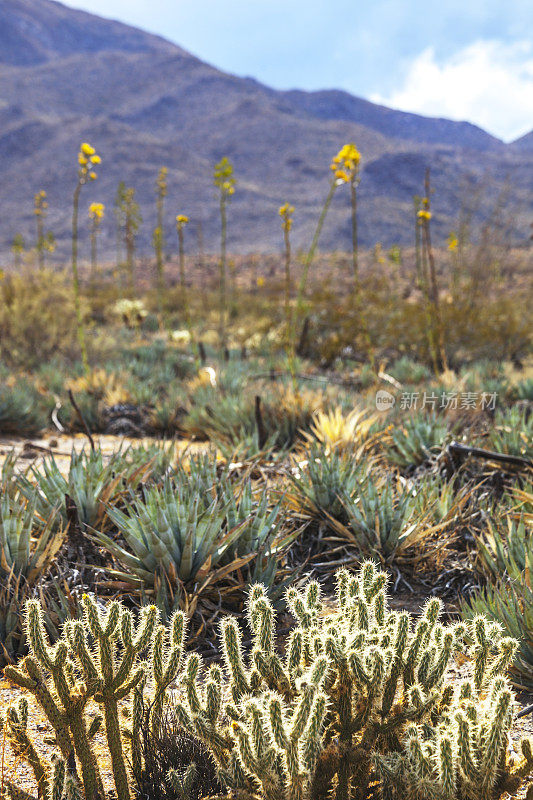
115 183 141 297
34 190 47 270
72 142 100 374
333 143 374 369
214 157 235 352
154 167 168 318
279 202 294 320
418 169 448 373
176 214 189 305
88 202 105 292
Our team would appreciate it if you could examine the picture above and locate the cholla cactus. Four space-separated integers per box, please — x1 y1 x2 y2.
2 596 172 800
173 563 533 800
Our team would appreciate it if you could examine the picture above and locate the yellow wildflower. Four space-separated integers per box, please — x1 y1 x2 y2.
176 214 189 225
279 202 294 232
448 232 458 251
257 276 265 288
417 209 432 221
89 202 105 220
80 143 95 156
330 143 361 183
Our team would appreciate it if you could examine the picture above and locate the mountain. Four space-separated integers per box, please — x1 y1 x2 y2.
511 130 533 151
0 0 532 259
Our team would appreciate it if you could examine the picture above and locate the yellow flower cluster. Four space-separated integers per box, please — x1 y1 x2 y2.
176 214 189 227
214 157 236 197
417 197 431 222
88 202 105 221
34 190 48 216
448 232 458 252
77 142 101 184
330 143 361 183
278 202 294 231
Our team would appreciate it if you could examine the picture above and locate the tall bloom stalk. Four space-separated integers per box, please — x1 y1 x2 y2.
176 214 189 307
34 190 47 270
88 202 105 290
115 183 141 297
154 166 168 317
417 168 448 373
279 202 294 321
214 156 235 352
72 142 100 374
331 142 373 366
34 190 55 269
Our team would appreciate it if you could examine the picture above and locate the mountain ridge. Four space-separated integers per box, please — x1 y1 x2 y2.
0 0 532 257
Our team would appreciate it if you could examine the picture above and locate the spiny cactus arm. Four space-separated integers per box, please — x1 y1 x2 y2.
112 666 144 701
455 712 479 784
286 629 303 680
221 618 251 702
424 630 454 690
472 616 491 691
421 598 441 645
24 600 54 671
3 700 50 800
436 733 456 799
51 759 66 800
405 726 433 780
65 622 100 689
487 637 518 682
205 678 222 723
100 694 131 800
65 709 104 800
300 693 327 774
62 774 83 800
480 688 513 791
167 764 198 800
129 673 146 779
183 653 203 713
267 695 289 750
511 738 533 782
4 659 72 761
289 685 315 740
403 620 428 685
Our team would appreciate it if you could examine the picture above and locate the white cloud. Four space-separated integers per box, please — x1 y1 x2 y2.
371 40 533 142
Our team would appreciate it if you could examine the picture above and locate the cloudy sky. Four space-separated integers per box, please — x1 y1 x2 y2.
64 0 533 142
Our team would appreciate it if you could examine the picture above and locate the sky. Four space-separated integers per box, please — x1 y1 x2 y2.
63 0 533 142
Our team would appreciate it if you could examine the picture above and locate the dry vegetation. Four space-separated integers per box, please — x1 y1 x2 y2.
0 142 532 800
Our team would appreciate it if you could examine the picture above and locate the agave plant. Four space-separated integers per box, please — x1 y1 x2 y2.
461 563 533 691
286 442 369 523
331 476 432 563
95 477 248 589
0 493 63 583
301 405 378 453
15 445 158 532
387 412 448 471
0 494 64 664
488 406 533 459
514 376 533 402
475 514 531 582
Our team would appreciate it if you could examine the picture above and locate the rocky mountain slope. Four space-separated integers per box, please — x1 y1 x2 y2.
1 0 531 258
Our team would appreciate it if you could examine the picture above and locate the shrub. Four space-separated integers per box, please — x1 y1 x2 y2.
0 380 50 436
